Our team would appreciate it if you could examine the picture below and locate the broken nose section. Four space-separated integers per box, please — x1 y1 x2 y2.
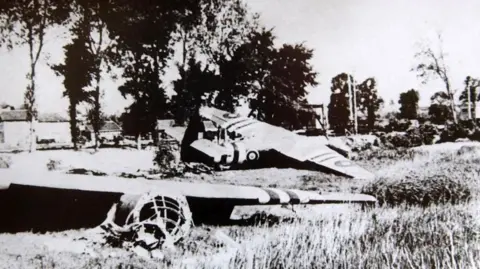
100 191 193 252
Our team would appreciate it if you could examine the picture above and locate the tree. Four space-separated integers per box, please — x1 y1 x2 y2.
357 77 384 132
171 58 219 125
213 28 318 129
194 0 259 66
256 43 317 129
429 91 452 124
328 73 355 134
413 33 457 124
171 0 260 117
398 89 419 120
0 0 71 152
103 2 198 148
51 21 96 150
459 76 480 122
69 0 119 150
191 0 260 112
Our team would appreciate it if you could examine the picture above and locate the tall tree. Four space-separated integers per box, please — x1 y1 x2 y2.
429 91 452 124
0 0 71 152
172 58 219 125
194 0 259 66
256 43 317 129
104 2 197 147
356 77 384 132
212 28 318 129
413 33 458 124
195 0 260 111
459 76 480 122
398 89 419 120
72 0 118 150
51 21 96 150
328 73 354 134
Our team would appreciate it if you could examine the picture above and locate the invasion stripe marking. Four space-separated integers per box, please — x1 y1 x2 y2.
286 189 311 203
211 114 228 123
283 189 301 204
232 120 260 132
224 118 251 130
267 189 290 203
315 156 338 164
226 120 256 133
262 189 281 203
309 152 335 161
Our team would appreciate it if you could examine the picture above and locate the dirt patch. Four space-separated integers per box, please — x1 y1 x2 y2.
0 155 11 168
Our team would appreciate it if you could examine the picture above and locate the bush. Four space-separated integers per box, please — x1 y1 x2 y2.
439 123 470 142
362 174 472 207
385 133 411 148
46 159 62 171
406 123 438 146
376 123 439 149
384 118 411 132
154 143 177 171
468 128 480 141
352 148 416 162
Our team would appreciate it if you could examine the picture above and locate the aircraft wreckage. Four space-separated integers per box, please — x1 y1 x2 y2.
0 106 377 253
172 106 375 180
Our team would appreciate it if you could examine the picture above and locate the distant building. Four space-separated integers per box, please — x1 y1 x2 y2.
0 110 70 149
85 121 122 142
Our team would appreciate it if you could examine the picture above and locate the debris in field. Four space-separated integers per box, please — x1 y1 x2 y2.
69 192 193 259
0 155 12 168
46 159 62 171
208 228 241 249
67 168 108 176
182 162 214 175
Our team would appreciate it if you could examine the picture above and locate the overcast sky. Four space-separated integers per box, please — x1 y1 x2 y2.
2 0 480 116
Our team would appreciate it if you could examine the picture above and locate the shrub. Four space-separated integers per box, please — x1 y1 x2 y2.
439 123 470 142
46 159 62 171
154 143 178 171
362 174 472 207
406 123 438 146
468 128 480 141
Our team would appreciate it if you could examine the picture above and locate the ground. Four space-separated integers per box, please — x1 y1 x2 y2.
0 143 480 269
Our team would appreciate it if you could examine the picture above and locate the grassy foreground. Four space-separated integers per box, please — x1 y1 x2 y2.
1 145 480 268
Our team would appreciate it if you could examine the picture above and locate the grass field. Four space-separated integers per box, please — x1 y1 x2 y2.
1 143 480 269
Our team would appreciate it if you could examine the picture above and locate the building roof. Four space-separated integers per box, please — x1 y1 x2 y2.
0 110 68 122
86 121 122 133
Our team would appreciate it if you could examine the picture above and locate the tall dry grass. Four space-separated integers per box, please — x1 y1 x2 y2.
1 145 480 269
177 201 480 269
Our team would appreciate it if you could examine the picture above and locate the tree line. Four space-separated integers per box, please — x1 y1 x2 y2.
0 0 320 151
1 1 475 151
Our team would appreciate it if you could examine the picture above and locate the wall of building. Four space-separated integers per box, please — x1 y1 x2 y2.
36 122 71 144
0 121 71 149
1 121 30 149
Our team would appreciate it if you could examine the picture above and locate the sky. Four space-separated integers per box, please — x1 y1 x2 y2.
2 0 480 116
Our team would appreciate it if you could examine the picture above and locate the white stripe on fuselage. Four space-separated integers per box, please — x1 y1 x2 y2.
221 117 251 130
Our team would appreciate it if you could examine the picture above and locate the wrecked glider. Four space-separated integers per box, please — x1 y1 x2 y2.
0 168 376 250
168 106 375 180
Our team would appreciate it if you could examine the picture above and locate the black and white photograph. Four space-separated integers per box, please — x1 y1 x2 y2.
0 0 479 268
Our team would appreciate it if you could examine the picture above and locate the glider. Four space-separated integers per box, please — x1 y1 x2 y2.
174 106 375 180
0 168 376 249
